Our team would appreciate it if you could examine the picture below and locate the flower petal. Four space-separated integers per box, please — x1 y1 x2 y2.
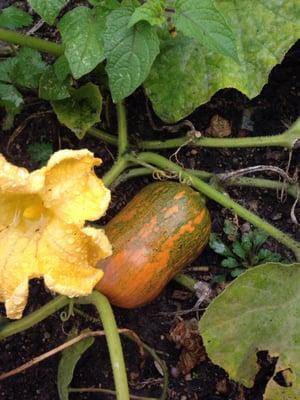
0 219 41 319
38 218 108 298
0 154 44 193
42 149 111 225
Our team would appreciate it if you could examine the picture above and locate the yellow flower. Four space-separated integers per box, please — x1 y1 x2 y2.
0 149 112 319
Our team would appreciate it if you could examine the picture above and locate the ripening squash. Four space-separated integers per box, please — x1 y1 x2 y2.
96 181 211 308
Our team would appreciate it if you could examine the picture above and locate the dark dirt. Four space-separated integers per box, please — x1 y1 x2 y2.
0 2 300 399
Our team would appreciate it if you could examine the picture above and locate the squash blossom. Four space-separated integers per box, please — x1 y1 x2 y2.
0 149 112 319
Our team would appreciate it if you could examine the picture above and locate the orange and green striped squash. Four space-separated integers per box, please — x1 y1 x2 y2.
96 181 211 308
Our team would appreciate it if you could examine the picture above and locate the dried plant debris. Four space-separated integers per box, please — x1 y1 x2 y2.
169 318 206 376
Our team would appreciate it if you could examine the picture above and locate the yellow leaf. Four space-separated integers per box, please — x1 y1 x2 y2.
0 149 111 319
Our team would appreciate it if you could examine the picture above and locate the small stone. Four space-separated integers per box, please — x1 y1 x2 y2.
190 149 198 155
271 212 282 221
44 332 51 340
205 115 232 137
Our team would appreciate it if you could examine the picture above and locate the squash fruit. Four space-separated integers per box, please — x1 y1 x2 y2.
96 181 211 308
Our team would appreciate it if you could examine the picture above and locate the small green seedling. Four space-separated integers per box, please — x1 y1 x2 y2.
27 141 53 166
209 220 285 279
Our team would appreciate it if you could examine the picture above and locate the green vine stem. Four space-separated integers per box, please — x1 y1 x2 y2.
0 28 63 56
69 387 158 400
0 296 69 340
111 167 299 200
76 292 130 400
0 293 130 400
117 101 129 155
103 157 129 187
127 152 300 261
173 273 197 292
88 127 118 146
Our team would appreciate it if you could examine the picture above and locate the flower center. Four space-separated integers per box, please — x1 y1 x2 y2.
23 203 43 220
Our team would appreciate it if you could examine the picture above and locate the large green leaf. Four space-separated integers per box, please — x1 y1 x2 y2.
28 0 67 25
144 0 300 122
51 83 102 139
104 7 160 102
0 6 32 29
59 6 107 79
128 0 166 27
174 0 238 61
57 330 95 400
39 67 70 100
200 263 300 399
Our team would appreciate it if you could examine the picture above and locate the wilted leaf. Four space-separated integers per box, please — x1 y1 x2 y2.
104 7 160 102
145 1 300 122
28 0 67 25
59 6 107 79
39 66 70 100
0 6 32 29
200 263 300 398
170 318 206 375
57 330 95 400
51 83 102 139
128 0 165 27
174 0 238 61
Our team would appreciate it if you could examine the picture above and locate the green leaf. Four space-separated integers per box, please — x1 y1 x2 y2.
252 229 268 249
28 0 67 25
241 232 253 253
0 6 32 29
51 83 102 139
145 1 300 123
59 6 107 79
27 142 53 166
232 242 246 260
230 267 245 278
223 220 238 241
11 48 47 89
0 58 18 83
200 262 300 398
128 0 166 27
57 330 95 400
39 67 71 100
104 7 160 102
174 0 238 61
209 233 232 257
221 257 239 269
257 248 282 263
54 55 71 82
0 83 23 114
88 0 119 8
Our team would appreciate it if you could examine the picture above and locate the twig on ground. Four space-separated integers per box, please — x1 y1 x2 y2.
0 328 138 382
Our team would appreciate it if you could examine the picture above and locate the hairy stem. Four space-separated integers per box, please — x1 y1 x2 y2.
76 292 130 400
112 166 299 200
88 127 118 146
128 152 300 260
0 296 69 340
103 157 128 187
0 28 63 56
